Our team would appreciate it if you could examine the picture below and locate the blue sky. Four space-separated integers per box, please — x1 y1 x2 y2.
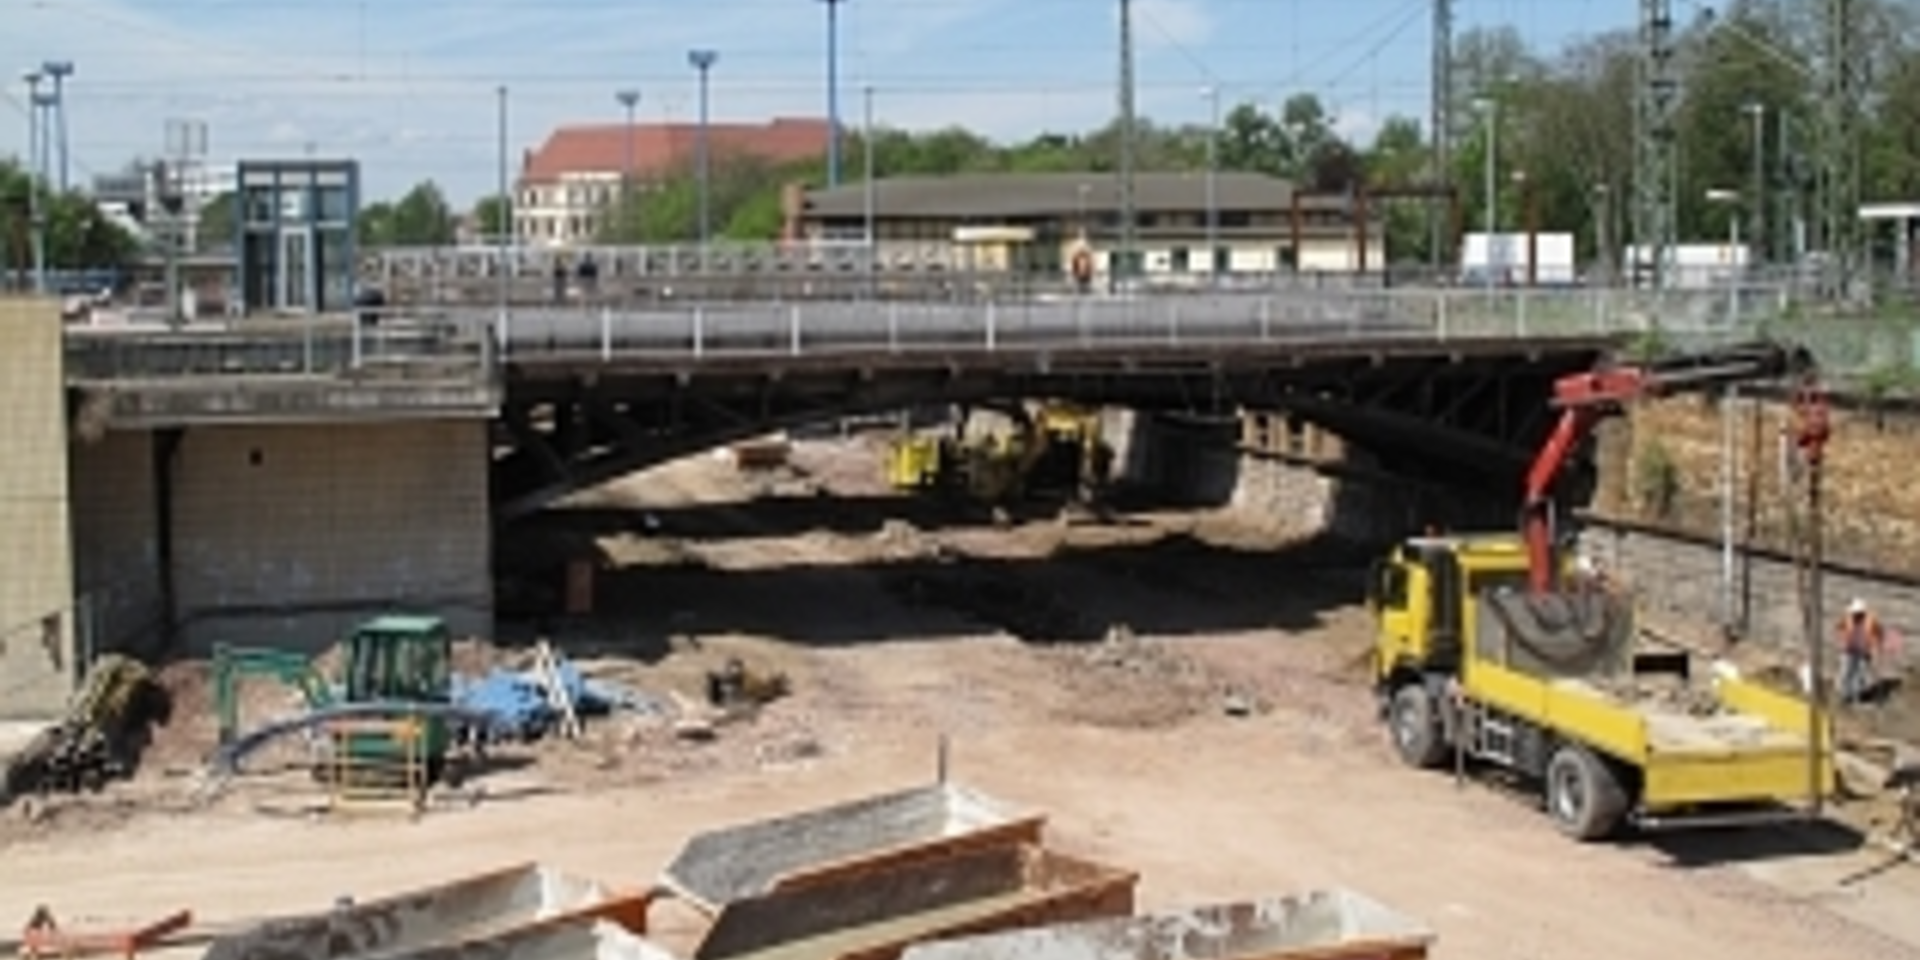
3 0 1635 204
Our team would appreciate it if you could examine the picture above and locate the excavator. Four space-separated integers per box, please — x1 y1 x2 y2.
1366 340 1838 840
886 401 1111 508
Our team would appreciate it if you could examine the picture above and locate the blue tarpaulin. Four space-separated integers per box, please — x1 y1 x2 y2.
452 655 613 742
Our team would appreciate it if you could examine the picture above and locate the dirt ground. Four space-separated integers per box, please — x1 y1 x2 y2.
7 434 1920 960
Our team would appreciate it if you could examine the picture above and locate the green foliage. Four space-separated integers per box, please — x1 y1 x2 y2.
360 181 457 247
197 191 235 250
1634 439 1681 519
471 195 509 238
1862 362 1920 401
0 158 139 274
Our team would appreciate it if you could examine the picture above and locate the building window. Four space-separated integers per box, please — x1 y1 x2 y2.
1214 247 1230 273
1170 247 1190 273
1277 246 1297 269
1138 213 1159 228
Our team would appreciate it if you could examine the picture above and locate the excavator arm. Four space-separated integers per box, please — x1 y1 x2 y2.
1520 341 1814 593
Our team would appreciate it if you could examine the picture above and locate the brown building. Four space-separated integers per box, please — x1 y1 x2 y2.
790 172 1381 279
515 117 831 247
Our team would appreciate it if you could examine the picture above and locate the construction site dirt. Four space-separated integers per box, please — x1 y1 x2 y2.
8 436 1920 960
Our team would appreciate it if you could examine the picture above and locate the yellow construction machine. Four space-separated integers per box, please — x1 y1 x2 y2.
1369 343 1837 841
886 402 1110 507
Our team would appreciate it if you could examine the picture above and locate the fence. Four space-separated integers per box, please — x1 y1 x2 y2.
63 313 492 382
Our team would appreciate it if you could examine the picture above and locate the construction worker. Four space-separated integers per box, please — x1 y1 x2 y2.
1836 597 1888 704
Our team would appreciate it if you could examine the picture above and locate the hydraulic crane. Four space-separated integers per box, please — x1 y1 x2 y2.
1518 341 1815 593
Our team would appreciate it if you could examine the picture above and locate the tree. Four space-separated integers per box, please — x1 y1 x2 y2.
390 181 456 245
358 201 398 248
196 191 235 251
0 158 138 282
472 195 509 239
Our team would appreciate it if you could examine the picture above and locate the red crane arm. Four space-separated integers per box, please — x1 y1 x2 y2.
1521 367 1656 593
1517 344 1813 594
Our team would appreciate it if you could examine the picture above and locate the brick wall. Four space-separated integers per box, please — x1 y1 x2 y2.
69 430 163 658
0 298 76 718
167 419 494 653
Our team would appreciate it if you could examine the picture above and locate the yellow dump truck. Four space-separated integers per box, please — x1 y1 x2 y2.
1368 533 1833 840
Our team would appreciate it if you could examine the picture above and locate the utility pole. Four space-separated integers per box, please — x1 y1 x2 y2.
1634 0 1679 291
616 89 639 241
817 0 847 187
1117 0 1138 289
1745 102 1766 270
42 61 73 192
689 50 718 257
1819 0 1862 298
22 69 46 295
1203 84 1219 288
863 83 876 295
496 84 510 350
161 118 206 326
1429 0 1452 272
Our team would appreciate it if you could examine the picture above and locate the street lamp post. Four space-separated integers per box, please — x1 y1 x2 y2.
862 83 876 291
1592 182 1613 287
22 70 45 295
1704 187 1743 637
1202 85 1220 288
688 50 717 256
1744 102 1765 271
42 61 73 192
1473 97 1498 291
817 0 847 187
495 84 510 350
615 89 639 242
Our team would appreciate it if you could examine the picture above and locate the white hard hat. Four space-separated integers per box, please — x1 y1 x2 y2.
1849 597 1869 615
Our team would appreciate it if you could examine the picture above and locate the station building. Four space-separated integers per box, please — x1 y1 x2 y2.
788 172 1383 281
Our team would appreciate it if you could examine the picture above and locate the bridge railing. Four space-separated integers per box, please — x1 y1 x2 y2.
484 285 1789 361
64 313 491 381
59 285 1800 381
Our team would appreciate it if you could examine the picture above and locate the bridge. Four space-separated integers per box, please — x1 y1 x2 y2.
0 285 1771 697
62 286 1753 521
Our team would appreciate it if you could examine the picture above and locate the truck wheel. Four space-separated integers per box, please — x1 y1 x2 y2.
1389 685 1449 770
1545 744 1627 841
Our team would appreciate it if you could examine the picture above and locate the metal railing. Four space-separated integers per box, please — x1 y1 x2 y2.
60 284 1808 381
63 312 491 381
485 286 1784 362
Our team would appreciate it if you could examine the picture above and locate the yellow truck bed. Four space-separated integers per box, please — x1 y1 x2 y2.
1469 662 1832 810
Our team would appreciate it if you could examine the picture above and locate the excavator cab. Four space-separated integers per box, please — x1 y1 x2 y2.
344 616 453 705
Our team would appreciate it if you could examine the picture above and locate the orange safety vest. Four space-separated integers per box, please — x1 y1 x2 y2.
1836 614 1885 654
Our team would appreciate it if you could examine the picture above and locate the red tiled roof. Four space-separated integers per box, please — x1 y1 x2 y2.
519 117 832 183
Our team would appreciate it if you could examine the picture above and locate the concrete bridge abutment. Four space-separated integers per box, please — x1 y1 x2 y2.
71 420 495 657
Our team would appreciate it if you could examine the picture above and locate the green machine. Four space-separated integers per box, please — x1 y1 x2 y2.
213 615 455 780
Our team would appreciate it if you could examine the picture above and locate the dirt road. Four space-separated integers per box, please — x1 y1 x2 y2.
5 437 1920 960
